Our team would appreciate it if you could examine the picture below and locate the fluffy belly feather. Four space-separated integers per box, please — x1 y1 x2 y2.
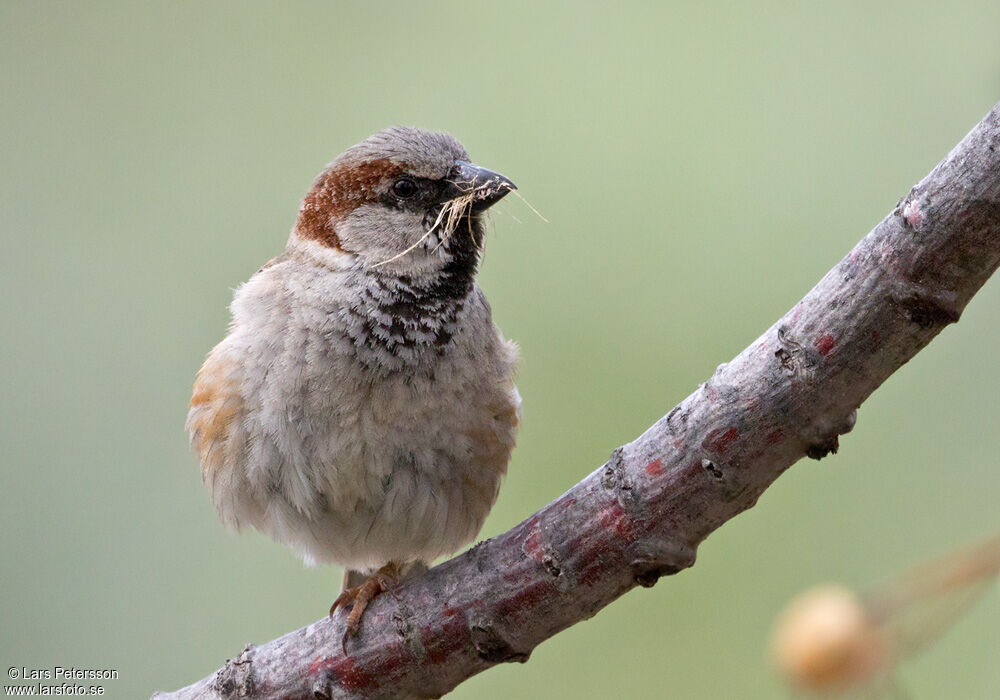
189 326 520 571
257 372 519 569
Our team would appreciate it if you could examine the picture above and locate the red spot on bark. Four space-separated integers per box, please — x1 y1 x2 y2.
814 334 835 356
308 656 333 676
523 520 545 564
645 458 665 477
703 427 739 454
571 534 614 587
576 540 614 587
494 580 557 620
307 656 376 693
422 607 469 664
598 502 633 539
765 429 785 445
577 562 603 587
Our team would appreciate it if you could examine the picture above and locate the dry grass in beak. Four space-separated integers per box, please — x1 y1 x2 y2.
371 192 478 268
434 191 478 251
510 189 548 223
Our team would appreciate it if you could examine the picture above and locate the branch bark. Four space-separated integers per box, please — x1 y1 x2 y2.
155 103 1000 700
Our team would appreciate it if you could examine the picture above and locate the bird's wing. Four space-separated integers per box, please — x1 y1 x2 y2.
186 340 252 529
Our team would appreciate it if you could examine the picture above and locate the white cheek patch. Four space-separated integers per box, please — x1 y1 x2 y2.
341 203 448 273
344 204 421 252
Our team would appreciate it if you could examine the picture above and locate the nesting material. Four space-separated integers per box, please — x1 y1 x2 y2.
372 192 478 268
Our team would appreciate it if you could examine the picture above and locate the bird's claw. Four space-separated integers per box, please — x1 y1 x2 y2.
328 568 396 652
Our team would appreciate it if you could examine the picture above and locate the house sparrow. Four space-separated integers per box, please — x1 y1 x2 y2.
186 127 520 639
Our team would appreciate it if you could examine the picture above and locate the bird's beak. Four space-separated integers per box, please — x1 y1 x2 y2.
445 161 516 209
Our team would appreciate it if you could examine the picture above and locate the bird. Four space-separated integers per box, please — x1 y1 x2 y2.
186 127 521 641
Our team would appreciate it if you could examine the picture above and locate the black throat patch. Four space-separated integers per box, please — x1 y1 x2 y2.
340 215 484 372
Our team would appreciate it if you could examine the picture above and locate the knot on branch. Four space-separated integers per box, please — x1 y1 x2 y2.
698 456 753 504
628 539 697 587
701 458 724 480
774 326 823 380
804 410 857 461
893 290 962 329
521 517 566 586
470 625 531 664
806 436 839 460
665 404 689 433
901 194 926 231
600 447 640 511
213 644 256 698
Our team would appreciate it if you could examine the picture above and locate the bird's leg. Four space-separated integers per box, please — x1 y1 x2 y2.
329 562 401 643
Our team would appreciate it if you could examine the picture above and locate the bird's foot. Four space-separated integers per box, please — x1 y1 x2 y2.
329 563 399 650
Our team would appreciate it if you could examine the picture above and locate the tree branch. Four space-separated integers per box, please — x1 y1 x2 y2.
155 103 1000 700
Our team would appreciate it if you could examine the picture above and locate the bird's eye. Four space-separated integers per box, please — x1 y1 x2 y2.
392 177 418 198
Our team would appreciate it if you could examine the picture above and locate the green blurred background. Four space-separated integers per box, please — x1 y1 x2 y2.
3 2 999 698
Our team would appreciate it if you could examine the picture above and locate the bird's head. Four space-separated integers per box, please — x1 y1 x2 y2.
291 127 515 278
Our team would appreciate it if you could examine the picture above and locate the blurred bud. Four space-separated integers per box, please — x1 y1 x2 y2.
771 584 886 691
